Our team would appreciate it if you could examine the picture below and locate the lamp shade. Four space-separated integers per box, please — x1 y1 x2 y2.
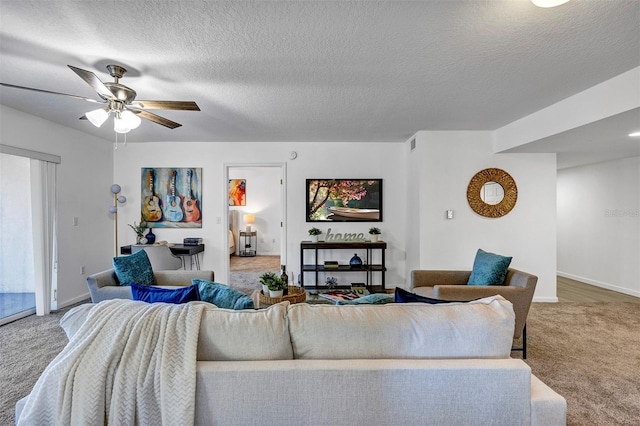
86 108 109 127
114 115 131 134
110 184 122 194
121 110 141 129
243 214 255 232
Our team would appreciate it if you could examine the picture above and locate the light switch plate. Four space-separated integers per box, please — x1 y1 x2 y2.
446 210 454 219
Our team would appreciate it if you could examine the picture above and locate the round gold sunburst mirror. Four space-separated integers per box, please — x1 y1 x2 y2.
467 168 517 218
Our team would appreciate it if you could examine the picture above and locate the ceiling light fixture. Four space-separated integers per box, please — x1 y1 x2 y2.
86 106 141 134
532 0 571 7
629 131 640 137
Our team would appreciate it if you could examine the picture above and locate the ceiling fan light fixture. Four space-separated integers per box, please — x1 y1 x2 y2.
114 115 131 134
86 108 109 127
121 110 141 130
531 0 570 7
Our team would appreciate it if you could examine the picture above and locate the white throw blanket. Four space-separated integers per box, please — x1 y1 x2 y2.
18 299 205 426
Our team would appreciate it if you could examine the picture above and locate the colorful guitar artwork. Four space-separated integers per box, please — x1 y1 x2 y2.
184 169 201 222
164 170 184 222
142 170 163 222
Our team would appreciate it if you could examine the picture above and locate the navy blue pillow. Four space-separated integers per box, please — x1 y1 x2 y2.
394 287 461 304
112 250 155 286
131 283 200 304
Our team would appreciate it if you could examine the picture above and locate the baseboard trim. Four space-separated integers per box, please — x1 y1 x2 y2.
57 292 91 310
557 271 640 298
533 297 559 303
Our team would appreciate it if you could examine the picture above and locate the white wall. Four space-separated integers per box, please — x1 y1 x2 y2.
557 157 640 297
0 106 114 307
229 166 282 255
407 131 558 302
113 142 406 287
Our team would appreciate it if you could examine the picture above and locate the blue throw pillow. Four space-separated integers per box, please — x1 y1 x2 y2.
394 287 462 304
112 250 155 286
131 283 200 304
467 248 512 286
194 279 254 310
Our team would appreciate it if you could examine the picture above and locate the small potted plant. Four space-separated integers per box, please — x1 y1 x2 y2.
128 221 148 244
259 272 286 297
368 227 381 242
308 227 322 243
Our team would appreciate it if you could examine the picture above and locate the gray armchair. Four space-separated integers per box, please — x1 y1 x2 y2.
410 268 537 358
87 269 214 303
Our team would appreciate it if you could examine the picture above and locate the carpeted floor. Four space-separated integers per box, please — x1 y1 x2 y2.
524 302 640 426
229 255 281 294
1 301 639 425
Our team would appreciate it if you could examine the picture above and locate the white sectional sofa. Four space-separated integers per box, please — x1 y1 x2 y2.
16 296 566 425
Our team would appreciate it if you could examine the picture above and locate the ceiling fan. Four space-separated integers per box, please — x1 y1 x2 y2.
0 64 200 133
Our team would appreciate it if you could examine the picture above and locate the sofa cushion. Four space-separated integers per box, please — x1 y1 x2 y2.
467 248 512 286
194 279 254 310
198 301 293 361
287 296 515 360
112 250 155 286
131 283 200 304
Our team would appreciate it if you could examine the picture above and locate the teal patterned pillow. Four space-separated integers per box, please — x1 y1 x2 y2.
467 249 512 286
194 279 254 310
334 293 395 305
112 249 156 286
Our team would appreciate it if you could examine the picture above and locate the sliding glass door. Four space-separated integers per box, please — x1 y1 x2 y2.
0 149 58 325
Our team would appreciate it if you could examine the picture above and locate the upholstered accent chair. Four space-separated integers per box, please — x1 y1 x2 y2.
131 244 183 270
410 268 537 358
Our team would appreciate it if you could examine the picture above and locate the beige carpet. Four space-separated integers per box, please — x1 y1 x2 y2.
524 302 640 426
229 255 282 294
1 301 638 425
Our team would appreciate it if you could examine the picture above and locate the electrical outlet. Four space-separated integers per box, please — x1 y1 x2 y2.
272 238 276 243
80 266 85 275
216 217 221 224
73 217 79 226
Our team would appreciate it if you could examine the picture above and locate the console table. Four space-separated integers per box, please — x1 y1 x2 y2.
120 244 205 270
300 241 386 291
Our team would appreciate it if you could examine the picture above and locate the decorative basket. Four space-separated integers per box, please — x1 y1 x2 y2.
259 286 306 305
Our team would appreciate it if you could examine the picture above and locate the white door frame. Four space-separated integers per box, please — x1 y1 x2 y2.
222 163 287 284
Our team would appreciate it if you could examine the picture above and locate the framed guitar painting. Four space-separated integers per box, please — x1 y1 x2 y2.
141 167 202 228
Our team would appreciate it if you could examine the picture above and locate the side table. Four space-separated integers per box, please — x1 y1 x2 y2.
239 231 257 257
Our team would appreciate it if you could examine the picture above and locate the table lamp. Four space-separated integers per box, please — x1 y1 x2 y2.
243 214 255 232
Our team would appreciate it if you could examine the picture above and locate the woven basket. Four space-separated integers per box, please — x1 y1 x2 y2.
259 286 306 305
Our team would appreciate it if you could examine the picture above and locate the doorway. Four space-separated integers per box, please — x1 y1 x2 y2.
225 164 286 295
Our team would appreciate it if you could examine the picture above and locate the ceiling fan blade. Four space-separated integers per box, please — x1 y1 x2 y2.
131 100 200 111
67 65 115 100
0 82 103 104
135 109 182 129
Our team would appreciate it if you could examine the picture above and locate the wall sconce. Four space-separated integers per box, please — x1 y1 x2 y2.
243 214 255 232
109 184 127 256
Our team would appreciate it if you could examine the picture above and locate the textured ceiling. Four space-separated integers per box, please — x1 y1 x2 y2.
0 0 639 159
